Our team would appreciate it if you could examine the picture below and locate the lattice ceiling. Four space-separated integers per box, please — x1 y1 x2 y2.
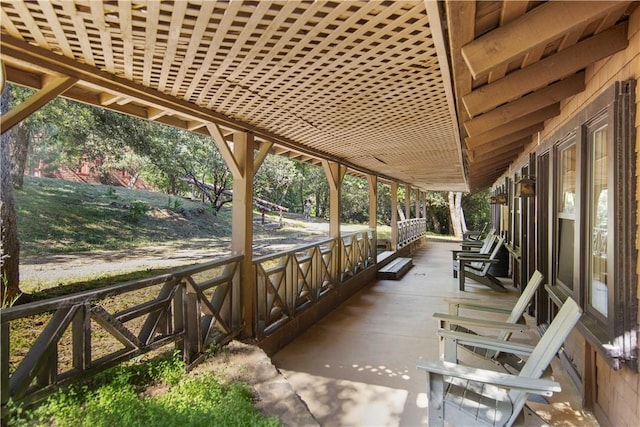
3 1 634 192
1 0 467 191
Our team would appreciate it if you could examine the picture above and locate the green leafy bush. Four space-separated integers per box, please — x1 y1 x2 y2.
126 200 149 223
7 351 279 427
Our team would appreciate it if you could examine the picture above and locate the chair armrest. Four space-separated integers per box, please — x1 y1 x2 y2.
451 249 481 255
443 298 513 315
416 360 560 396
437 330 535 356
433 313 529 332
457 256 500 263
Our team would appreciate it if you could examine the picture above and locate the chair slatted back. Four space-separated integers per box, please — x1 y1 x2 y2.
507 297 582 426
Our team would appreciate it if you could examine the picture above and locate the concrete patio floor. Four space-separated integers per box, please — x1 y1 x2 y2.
270 240 599 426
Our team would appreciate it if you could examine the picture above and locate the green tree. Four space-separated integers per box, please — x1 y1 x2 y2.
254 154 299 208
341 175 369 223
462 190 491 232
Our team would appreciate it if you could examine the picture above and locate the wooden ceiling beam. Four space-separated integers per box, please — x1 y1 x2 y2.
1 75 77 135
471 139 529 165
462 22 628 117
465 104 559 148
461 1 629 79
471 154 527 175
466 123 540 153
464 72 584 137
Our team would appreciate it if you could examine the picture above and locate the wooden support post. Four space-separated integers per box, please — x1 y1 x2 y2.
367 175 378 259
405 184 412 220
1 321 9 407
322 160 346 239
231 131 255 337
415 188 420 219
391 182 398 251
72 304 91 371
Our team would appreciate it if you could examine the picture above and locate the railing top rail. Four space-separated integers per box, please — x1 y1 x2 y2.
1 253 244 322
253 237 337 263
1 274 174 321
171 254 243 276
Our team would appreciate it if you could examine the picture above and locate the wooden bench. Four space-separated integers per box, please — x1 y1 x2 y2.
377 257 413 280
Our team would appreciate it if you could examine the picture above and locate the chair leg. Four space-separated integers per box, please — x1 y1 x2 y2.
426 372 445 427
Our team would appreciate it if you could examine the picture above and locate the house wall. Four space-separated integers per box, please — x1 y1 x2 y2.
505 6 640 426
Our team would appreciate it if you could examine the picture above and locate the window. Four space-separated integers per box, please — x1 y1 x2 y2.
586 119 609 319
555 142 576 292
547 80 637 370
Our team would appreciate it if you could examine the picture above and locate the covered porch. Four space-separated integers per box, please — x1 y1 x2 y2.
268 240 595 426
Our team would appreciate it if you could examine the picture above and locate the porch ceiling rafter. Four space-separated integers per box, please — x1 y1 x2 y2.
461 1 631 79
462 22 629 118
445 0 634 191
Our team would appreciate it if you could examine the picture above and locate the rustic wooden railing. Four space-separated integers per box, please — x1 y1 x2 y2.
0 254 243 413
254 230 375 338
397 218 427 248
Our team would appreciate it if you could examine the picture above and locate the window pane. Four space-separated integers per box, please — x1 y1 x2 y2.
559 146 576 215
589 125 608 317
556 144 576 290
557 218 574 289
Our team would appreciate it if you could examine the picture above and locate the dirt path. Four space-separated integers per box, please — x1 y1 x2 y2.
18 219 350 290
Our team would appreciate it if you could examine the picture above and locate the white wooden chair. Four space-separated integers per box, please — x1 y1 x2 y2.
417 297 582 427
451 233 497 278
433 270 544 369
454 236 506 292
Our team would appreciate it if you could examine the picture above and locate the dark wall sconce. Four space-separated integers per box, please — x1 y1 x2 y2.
515 176 536 198
489 196 498 204
497 193 508 204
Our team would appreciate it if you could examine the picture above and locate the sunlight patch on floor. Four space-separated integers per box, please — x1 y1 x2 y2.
280 369 411 427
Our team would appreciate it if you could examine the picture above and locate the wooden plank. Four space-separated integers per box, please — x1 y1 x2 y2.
472 135 531 159
72 304 91 372
1 75 77 135
465 104 559 148
463 73 585 137
1 322 9 405
61 1 95 67
9 307 77 398
461 1 630 78
157 1 188 92
90 306 142 349
467 122 541 152
462 22 629 117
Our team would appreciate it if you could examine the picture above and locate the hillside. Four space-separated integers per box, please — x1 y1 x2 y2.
14 176 335 292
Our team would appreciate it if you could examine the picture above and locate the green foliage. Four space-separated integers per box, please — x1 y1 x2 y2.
7 351 279 427
254 154 299 208
462 190 491 232
126 201 149 223
1 273 21 308
166 197 182 210
105 187 118 199
341 175 369 223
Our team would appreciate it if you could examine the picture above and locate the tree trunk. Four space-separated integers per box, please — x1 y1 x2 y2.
1 86 21 303
426 204 442 233
10 123 30 188
448 191 466 239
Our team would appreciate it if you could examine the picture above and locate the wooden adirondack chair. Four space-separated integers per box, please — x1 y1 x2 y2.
461 228 496 251
417 297 582 427
433 270 544 370
454 236 506 292
462 223 488 241
451 233 497 278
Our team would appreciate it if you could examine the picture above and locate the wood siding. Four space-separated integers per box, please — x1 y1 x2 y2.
527 7 640 426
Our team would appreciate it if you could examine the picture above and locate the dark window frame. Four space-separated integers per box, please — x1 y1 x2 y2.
546 80 637 371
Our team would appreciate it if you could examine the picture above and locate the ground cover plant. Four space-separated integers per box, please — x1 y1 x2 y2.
6 351 280 427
